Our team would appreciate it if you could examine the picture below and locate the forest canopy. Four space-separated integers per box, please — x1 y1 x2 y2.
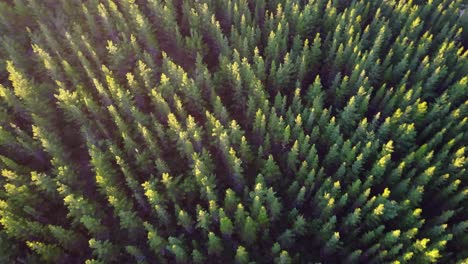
0 0 467 263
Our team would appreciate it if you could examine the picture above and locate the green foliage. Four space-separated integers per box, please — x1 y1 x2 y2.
0 0 466 263
241 216 258 245
235 245 249 264
207 232 223 256
220 216 234 237
88 239 118 263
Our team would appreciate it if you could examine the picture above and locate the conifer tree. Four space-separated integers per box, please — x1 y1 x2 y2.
235 245 249 264
0 0 466 262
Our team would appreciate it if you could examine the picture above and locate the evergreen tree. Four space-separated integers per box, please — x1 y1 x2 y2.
0 0 466 262
207 232 223 256
235 245 249 264
220 216 234 237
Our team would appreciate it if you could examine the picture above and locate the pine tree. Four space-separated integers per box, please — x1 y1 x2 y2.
220 216 234 237
0 0 466 262
241 216 257 245
89 239 119 263
177 209 194 233
168 239 188 264
207 232 223 256
26 241 62 263
278 250 292 264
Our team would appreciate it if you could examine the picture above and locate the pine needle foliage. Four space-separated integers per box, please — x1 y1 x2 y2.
0 0 467 263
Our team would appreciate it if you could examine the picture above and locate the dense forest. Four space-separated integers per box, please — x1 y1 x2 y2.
0 0 467 263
